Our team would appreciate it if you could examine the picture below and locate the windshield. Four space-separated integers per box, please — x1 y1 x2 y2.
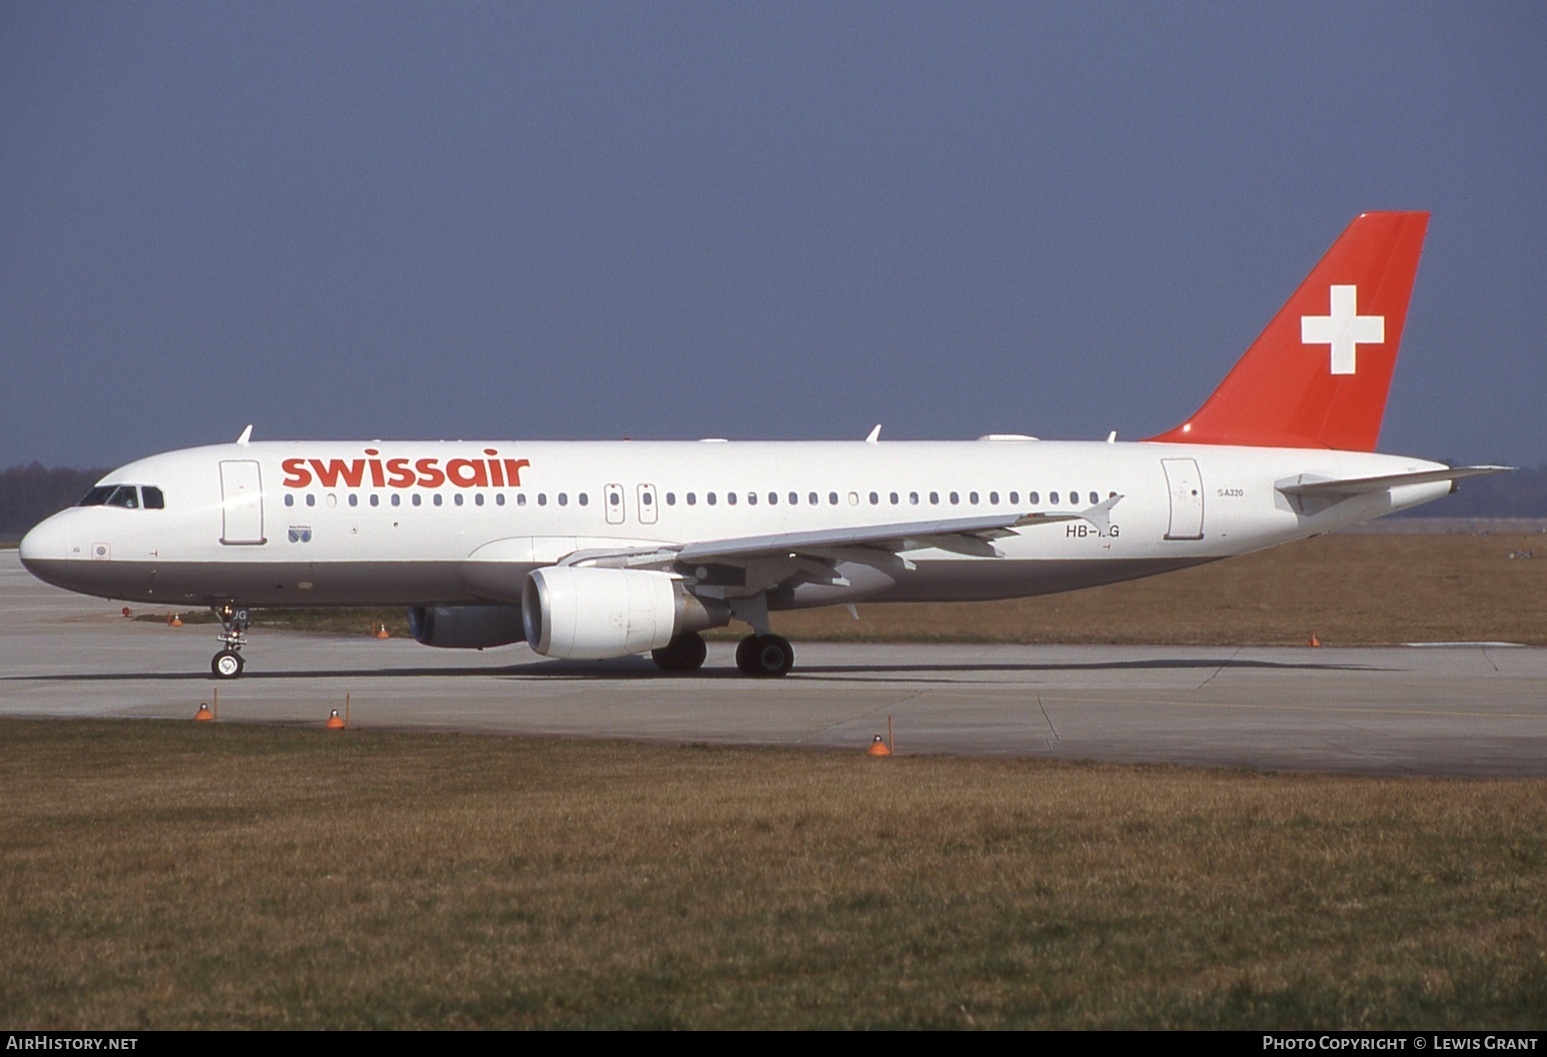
78 485 164 509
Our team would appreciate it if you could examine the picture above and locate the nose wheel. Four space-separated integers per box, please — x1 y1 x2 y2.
212 649 245 679
210 604 251 680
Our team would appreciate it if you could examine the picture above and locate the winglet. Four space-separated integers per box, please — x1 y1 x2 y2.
1147 212 1429 451
865 424 882 444
236 425 254 446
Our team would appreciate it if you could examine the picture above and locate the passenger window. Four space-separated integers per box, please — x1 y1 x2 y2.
929 492 939 505
1029 491 1039 505
829 492 839 506
306 494 316 507
558 493 568 506
747 492 756 505
538 494 547 506
809 492 819 506
869 492 879 505
475 493 484 506
949 492 959 505
579 494 589 506
726 493 736 506
285 494 295 508
142 486 165 509
788 492 798 505
412 494 422 507
969 492 979 505
890 492 899 505
686 493 696 506
1009 491 1019 504
989 491 999 505
496 494 505 506
433 494 442 507
1050 492 1059 505
910 492 919 505
769 492 778 505
707 493 717 506
350 494 359 507
848 492 858 505
453 494 463 506
1090 491 1100 505
666 492 676 505
516 493 527 507
609 492 620 506
372 494 381 507
392 494 402 507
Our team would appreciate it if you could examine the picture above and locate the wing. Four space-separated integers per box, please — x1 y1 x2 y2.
558 495 1124 593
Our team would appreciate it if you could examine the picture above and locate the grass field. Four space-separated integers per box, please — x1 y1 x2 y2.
3 719 1545 1030
131 531 1547 646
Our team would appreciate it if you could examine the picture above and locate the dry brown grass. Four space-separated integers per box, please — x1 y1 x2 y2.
3 719 1544 1029
761 532 1547 646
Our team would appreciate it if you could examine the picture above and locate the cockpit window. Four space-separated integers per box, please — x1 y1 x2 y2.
78 485 162 509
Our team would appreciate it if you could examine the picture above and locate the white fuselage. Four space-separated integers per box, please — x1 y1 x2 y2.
19 438 1450 610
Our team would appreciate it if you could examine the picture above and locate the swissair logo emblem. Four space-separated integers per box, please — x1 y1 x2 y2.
1301 285 1384 376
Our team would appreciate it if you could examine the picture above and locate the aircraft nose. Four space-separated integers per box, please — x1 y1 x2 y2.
19 513 73 574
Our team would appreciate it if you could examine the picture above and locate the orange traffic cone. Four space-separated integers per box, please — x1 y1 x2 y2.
375 623 389 639
194 703 215 722
1308 631 1321 647
170 614 183 627
325 709 346 730
867 734 891 757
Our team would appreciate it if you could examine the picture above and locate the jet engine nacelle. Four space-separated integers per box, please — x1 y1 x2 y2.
522 566 728 660
408 604 525 649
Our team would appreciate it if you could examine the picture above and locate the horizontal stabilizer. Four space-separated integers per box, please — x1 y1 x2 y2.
1276 465 1511 498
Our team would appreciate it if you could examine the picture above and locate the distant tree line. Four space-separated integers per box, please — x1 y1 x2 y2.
1 460 1544 540
0 463 109 539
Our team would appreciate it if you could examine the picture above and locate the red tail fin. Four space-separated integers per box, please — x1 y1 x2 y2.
1147 211 1429 451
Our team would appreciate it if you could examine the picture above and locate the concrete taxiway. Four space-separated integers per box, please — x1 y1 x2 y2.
2 550 1543 776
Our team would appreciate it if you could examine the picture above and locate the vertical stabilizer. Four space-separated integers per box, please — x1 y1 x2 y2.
1147 212 1429 451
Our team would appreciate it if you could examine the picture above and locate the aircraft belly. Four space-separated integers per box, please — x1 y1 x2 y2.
867 556 1217 603
22 558 476 607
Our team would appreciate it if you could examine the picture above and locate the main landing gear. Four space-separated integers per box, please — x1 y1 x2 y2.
211 603 250 679
651 631 708 673
648 630 796 677
735 634 795 678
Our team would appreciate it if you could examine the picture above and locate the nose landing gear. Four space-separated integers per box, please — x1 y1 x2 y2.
211 604 250 679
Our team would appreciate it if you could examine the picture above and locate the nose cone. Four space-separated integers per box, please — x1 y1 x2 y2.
19 513 75 584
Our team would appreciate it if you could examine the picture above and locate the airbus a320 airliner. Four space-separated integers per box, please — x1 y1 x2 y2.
20 212 1503 678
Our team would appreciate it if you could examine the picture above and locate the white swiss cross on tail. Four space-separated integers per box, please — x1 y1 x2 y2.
1300 284 1384 376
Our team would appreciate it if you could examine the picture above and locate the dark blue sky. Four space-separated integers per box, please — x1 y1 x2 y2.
3 2 1543 469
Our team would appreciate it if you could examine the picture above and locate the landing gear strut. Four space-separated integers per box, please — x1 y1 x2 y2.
651 631 708 673
211 604 250 679
735 634 794 678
